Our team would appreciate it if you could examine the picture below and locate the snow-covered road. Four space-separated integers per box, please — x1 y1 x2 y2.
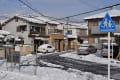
0 51 118 80
37 51 120 80
60 50 120 67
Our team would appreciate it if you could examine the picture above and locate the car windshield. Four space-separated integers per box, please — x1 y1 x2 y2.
47 46 52 48
81 46 89 47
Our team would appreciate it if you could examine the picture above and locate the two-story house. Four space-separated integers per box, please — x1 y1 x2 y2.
64 22 88 50
2 16 64 52
84 9 120 48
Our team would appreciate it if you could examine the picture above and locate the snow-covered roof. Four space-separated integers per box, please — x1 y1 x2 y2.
1 15 60 26
0 18 11 24
19 16 46 24
84 9 120 20
34 16 59 24
0 30 10 35
67 23 88 29
2 15 59 25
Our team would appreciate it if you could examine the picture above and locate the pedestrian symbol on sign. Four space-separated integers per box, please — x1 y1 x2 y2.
99 13 116 32
103 18 107 28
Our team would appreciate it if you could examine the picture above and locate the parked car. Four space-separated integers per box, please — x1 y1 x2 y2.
38 44 55 53
77 44 97 55
101 43 118 58
101 45 112 57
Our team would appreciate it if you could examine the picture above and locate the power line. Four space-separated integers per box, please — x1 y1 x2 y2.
24 0 32 6
47 3 120 22
17 0 58 20
17 0 44 16
17 0 120 23
29 15 47 22
67 3 120 18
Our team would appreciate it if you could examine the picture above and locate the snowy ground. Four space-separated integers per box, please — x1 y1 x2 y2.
0 52 111 80
60 50 120 67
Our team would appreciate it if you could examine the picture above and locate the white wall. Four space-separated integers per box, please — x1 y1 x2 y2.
2 18 33 44
64 23 88 38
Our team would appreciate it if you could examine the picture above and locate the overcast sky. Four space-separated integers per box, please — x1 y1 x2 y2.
0 0 120 20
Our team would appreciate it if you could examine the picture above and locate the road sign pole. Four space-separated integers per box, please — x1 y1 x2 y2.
112 39 113 59
108 32 111 80
99 13 116 80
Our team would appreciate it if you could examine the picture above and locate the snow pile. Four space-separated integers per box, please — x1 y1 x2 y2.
0 53 108 80
81 54 109 64
21 54 35 64
0 34 4 38
0 30 10 35
0 70 38 80
40 60 64 68
0 66 108 80
60 52 81 59
60 51 120 67
68 68 108 80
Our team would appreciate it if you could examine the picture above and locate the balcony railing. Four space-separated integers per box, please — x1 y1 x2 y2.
29 31 45 35
48 29 63 34
91 25 120 34
91 26 106 34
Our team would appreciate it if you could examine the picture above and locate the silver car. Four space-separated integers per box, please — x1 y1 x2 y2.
77 44 97 55
101 44 119 58
101 45 112 57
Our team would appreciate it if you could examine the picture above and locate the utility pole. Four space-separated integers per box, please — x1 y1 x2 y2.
34 44 38 75
66 17 70 51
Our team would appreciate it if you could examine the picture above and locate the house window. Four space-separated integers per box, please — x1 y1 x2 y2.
35 27 40 33
30 26 45 34
93 20 99 26
81 30 87 35
16 25 27 32
41 27 45 34
20 25 27 31
67 30 72 35
77 29 87 36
